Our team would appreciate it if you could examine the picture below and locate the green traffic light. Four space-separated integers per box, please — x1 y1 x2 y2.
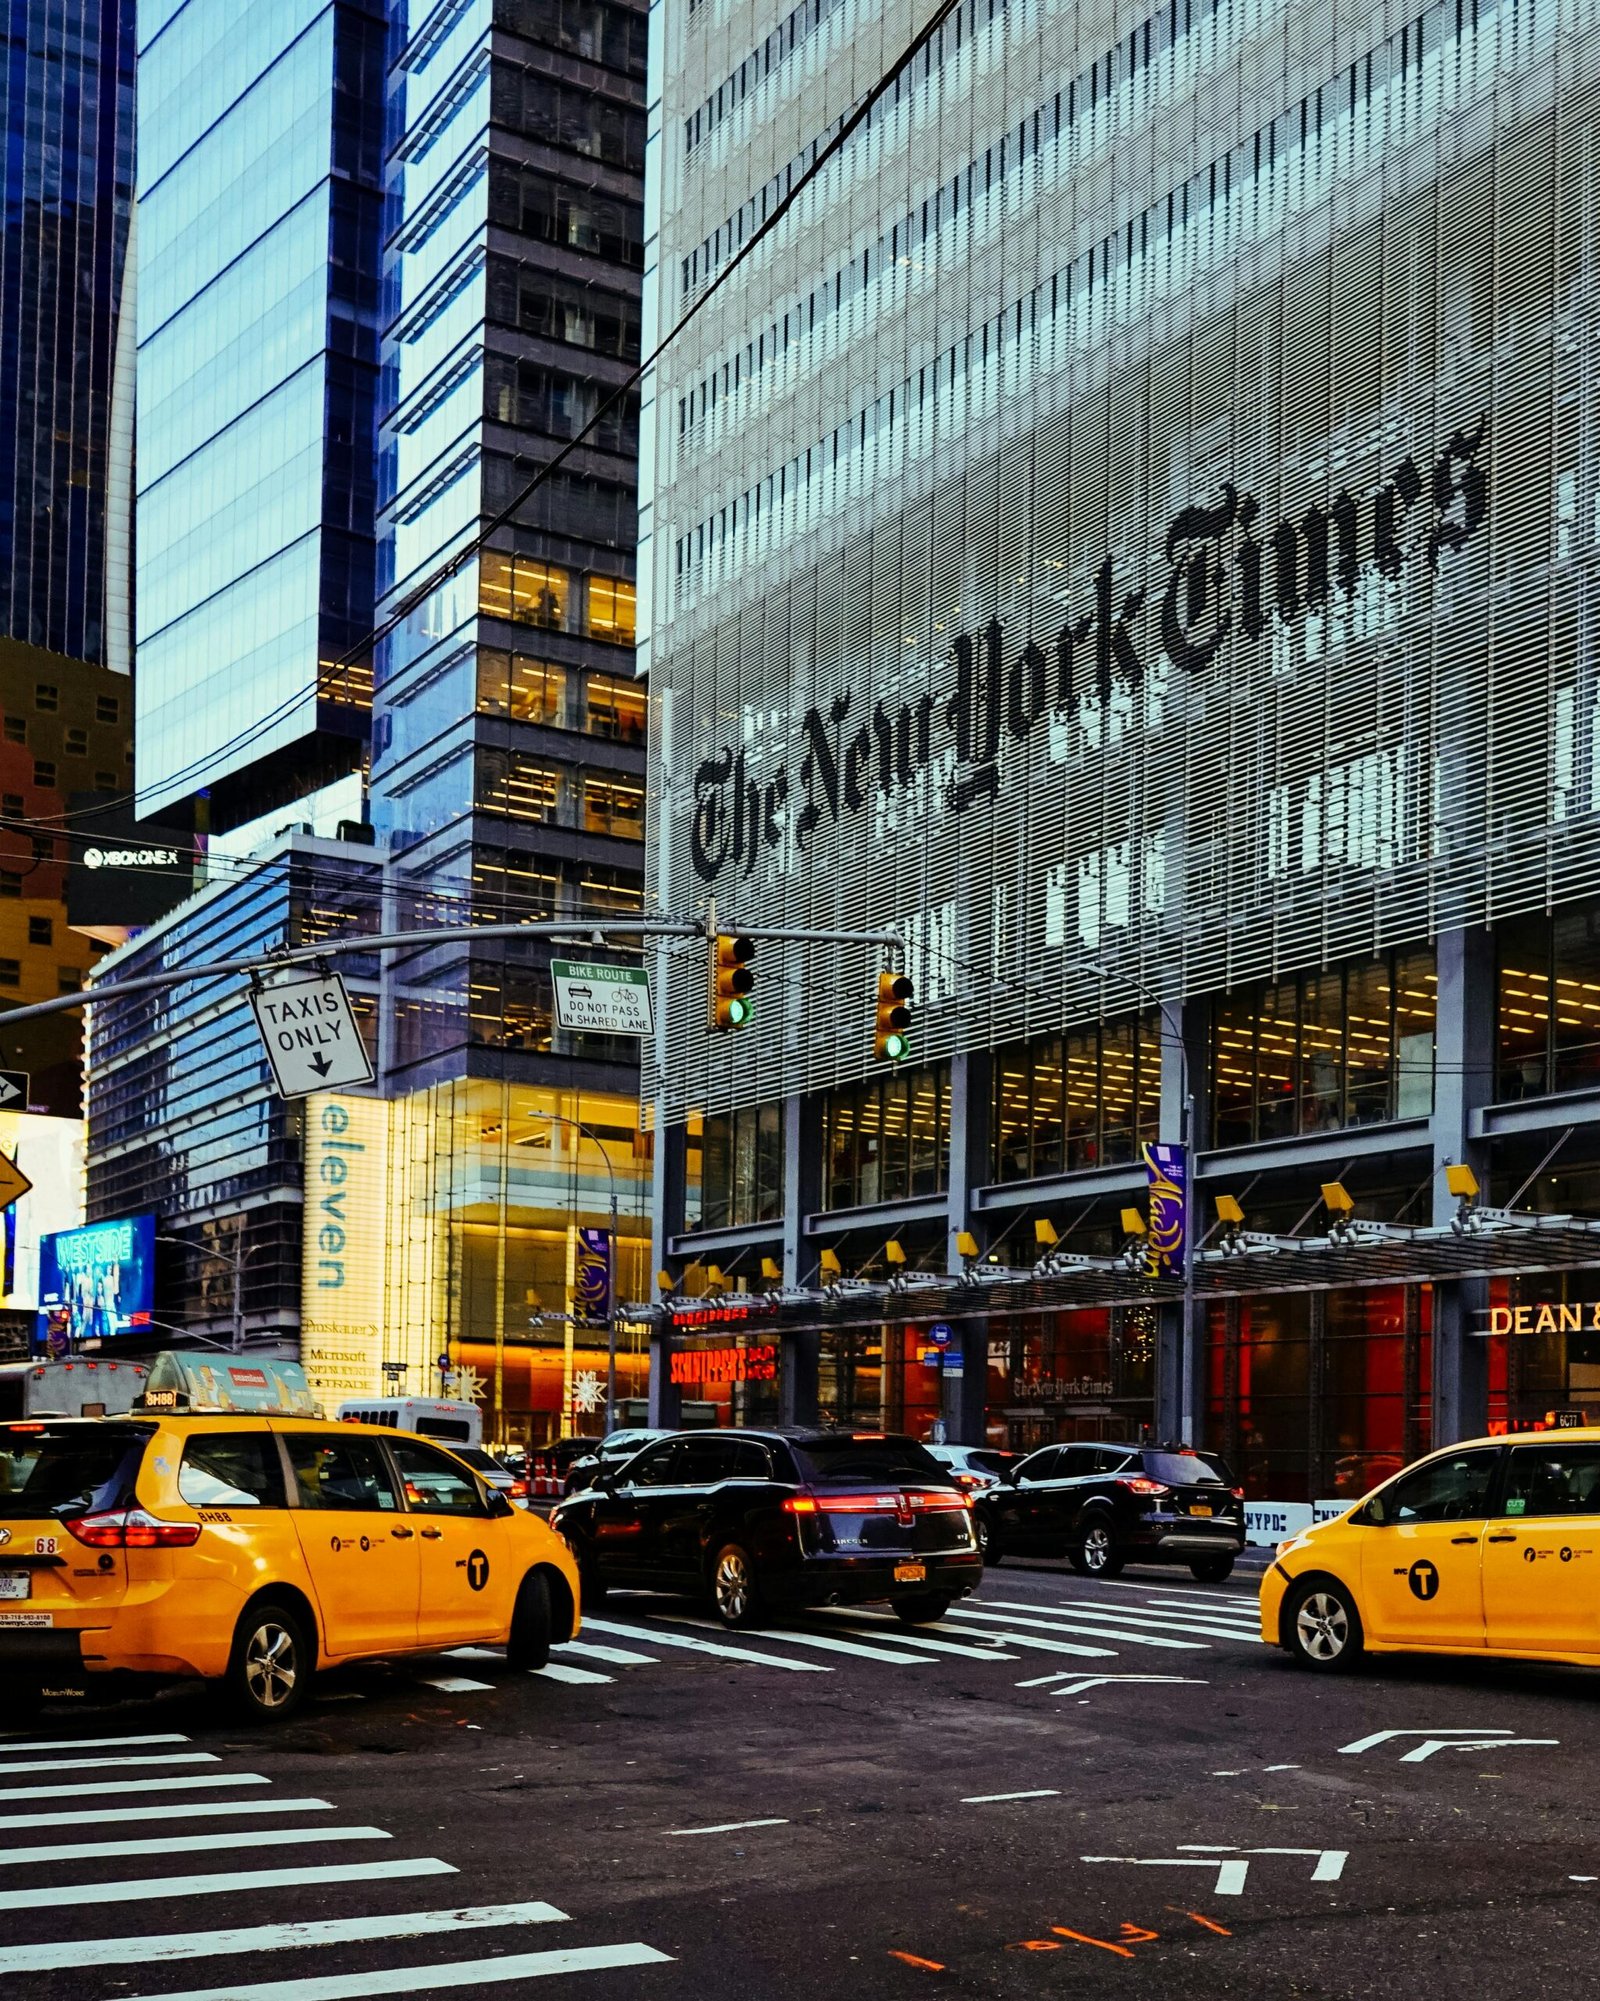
884 1030 908 1060
728 996 752 1027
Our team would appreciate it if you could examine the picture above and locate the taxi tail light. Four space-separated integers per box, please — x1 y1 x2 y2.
510 1479 529 1499
1231 1486 1245 1500
1119 1477 1171 1497
66 1507 202 1549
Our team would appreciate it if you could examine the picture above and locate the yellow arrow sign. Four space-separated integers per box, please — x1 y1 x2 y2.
0 1155 32 1210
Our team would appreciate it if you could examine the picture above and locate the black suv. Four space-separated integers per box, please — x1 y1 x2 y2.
975 1443 1245 1582
551 1428 982 1628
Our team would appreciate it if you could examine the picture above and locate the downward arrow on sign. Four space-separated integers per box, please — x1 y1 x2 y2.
308 1053 332 1077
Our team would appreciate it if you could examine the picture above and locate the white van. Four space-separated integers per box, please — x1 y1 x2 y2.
334 1395 483 1446
0 1356 149 1419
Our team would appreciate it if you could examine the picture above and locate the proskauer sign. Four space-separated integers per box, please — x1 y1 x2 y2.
689 423 1488 882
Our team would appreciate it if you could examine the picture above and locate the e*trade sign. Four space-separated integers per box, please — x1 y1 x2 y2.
669 1343 779 1387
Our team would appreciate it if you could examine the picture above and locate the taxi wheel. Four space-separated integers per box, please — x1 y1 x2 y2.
507 1571 552 1671
1283 1576 1364 1672
892 1593 954 1625
228 1600 310 1723
1189 1555 1236 1584
711 1542 764 1629
1079 1518 1125 1579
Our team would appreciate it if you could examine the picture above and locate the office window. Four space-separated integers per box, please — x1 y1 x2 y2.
1498 908 1600 1099
574 862 644 914
32 835 52 861
28 918 51 946
34 684 56 712
1211 950 1437 1145
700 1104 783 1229
3 718 23 743
95 695 119 724
582 776 644 839
824 1064 951 1208
65 728 88 756
32 761 55 788
478 648 570 726
1 795 20 819
95 770 117 788
0 873 19 899
993 1014 1161 1180
479 552 569 630
477 749 565 823
584 673 645 743
586 577 636 645
0 961 20 988
58 968 83 993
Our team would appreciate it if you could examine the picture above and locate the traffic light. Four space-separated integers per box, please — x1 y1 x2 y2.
874 969 914 1060
708 931 757 1031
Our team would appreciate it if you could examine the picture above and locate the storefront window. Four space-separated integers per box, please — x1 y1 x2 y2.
1485 1273 1600 1431
824 1062 950 1208
992 1014 1159 1181
819 1322 883 1429
700 1103 782 1229
1210 949 1436 1147
586 576 636 644
1497 907 1600 1099
994 1305 1155 1448
479 552 570 629
478 649 572 726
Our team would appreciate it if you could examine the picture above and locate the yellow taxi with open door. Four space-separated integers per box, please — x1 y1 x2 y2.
1263 1428 1600 1671
0 1410 580 1721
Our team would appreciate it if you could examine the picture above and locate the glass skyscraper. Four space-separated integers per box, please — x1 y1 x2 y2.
0 0 136 666
132 0 384 826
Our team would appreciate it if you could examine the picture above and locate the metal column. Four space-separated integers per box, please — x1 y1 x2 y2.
1429 925 1494 1444
947 1051 992 1444
647 1105 685 1430
781 1091 821 1426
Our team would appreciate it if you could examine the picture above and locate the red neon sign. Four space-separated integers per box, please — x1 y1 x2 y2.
669 1343 778 1387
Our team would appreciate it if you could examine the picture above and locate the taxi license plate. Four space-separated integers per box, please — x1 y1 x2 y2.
1189 1503 1214 1517
0 1573 29 1600
893 1563 926 1584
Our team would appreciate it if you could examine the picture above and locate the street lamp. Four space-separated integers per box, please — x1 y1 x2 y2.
528 1109 621 1435
157 1227 260 1353
1080 959 1196 1443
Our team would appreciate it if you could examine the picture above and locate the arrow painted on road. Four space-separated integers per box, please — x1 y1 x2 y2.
1401 1736 1559 1763
1338 1728 1557 1758
1032 1674 1209 1696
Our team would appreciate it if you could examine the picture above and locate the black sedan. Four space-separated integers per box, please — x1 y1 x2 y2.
551 1428 983 1628
975 1442 1246 1581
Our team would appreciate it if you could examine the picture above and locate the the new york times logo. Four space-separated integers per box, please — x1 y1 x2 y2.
690 421 1488 882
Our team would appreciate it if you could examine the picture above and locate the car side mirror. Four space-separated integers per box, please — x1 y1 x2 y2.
1355 1496 1386 1526
485 1489 514 1519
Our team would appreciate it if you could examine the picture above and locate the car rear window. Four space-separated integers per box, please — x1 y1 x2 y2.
451 1447 501 1474
1146 1451 1234 1486
969 1451 1015 1476
0 1424 152 1518
792 1435 953 1485
414 1417 473 1442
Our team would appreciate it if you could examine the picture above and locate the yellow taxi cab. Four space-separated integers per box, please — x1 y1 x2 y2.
0 1410 581 1720
1263 1427 1600 1672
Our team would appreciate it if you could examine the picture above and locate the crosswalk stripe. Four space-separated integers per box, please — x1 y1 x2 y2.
924 1620 1115 1658
0 1797 334 1834
0 1900 570 1977
0 1823 391 1869
947 1607 1208 1652
532 1663 614 1686
812 1612 1020 1661
658 1616 935 1665
1137 1582 1259 1603
580 1616 830 1671
0 1751 218 1778
1022 1601 1265 1644
424 1677 496 1693
555 1639 660 1666
0 1855 456 1914
117 1941 673 2001
0 1774 269 1805
0 1733 190 1755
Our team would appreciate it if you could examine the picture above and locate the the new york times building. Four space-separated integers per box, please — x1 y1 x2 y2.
638 0 1600 1506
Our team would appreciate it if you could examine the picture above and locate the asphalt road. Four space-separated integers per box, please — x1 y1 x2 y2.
4 1556 1599 2000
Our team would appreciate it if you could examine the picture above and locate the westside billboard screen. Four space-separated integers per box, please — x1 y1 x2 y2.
36 1214 156 1352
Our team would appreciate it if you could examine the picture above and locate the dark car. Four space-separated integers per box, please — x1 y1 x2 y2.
976 1442 1246 1582
560 1427 672 1496
551 1428 982 1628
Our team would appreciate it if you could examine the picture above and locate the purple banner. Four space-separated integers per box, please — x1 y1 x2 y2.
1142 1142 1187 1278
574 1228 611 1325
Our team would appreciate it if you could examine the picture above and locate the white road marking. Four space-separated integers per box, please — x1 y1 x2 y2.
555 1639 660 1666
580 1616 830 1671
531 1662 614 1686
1339 1728 1516 1756
0 1733 191 1755
930 1617 1116 1659
117 1942 674 2001
1084 1854 1251 1895
0 1856 456 1913
0 1751 218 1778
960 1789 1060 1804
666 1819 788 1837
1049 1675 1208 1697
660 1616 934 1665
813 1613 1020 1661
1180 1843 1348 1884
0 1796 334 1834
1571 1876 1599 1883
423 1677 495 1693
1041 1600 1265 1643
1132 1582 1260 1604
1402 1736 1558 1762
0 1823 391 1868
949 1606 1205 1651
0 1900 570 1976
1264 1764 1300 1772
0 1773 268 1804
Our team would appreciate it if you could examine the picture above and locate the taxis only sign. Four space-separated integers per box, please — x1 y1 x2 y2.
250 974 374 1099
